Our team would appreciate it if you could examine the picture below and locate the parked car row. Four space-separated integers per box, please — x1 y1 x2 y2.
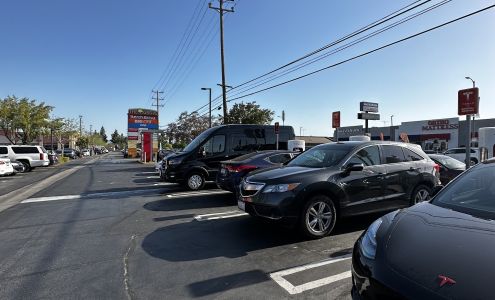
0 145 49 173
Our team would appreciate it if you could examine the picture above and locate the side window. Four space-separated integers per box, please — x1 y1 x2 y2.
232 135 247 152
204 135 225 155
454 149 465 154
0 147 7 155
403 148 424 161
347 146 380 166
381 145 406 164
268 153 292 164
11 147 39 154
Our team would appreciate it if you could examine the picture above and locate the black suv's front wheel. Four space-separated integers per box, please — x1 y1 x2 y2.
300 195 337 239
410 184 432 205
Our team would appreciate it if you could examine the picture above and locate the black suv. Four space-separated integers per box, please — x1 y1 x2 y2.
238 141 440 239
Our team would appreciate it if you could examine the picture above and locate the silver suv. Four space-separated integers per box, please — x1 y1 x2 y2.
0 145 50 171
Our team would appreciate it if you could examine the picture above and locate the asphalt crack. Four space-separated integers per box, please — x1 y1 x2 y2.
123 234 137 300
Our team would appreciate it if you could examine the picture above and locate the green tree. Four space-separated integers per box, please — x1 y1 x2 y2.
226 101 274 125
163 111 212 145
76 136 89 149
110 129 120 144
99 126 107 143
0 95 53 144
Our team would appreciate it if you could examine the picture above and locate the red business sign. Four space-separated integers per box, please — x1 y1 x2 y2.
458 88 479 115
332 111 340 128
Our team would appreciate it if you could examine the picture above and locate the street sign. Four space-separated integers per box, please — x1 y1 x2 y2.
358 112 380 120
332 111 340 128
274 122 280 134
458 87 479 115
360 102 379 113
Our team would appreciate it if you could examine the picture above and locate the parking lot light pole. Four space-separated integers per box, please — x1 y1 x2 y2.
201 88 212 128
465 76 475 167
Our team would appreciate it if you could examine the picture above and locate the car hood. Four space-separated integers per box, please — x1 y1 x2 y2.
384 202 495 299
246 165 337 183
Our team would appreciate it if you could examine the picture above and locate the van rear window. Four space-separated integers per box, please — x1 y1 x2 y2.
0 147 7 155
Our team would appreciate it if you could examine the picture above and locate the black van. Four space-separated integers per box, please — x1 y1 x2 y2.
163 124 295 190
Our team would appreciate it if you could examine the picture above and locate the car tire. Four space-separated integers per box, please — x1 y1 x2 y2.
300 195 337 239
410 184 432 205
19 161 31 172
186 172 205 191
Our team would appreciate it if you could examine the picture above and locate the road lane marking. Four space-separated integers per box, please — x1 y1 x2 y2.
165 190 230 198
270 254 352 295
21 187 174 203
194 210 248 221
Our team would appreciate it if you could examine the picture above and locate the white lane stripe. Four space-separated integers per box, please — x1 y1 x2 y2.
194 211 248 221
21 188 171 203
165 190 229 198
270 254 352 295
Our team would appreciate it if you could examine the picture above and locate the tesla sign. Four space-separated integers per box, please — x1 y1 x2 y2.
458 88 479 115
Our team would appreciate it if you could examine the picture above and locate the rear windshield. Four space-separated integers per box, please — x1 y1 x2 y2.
287 144 350 168
432 163 495 220
11 146 40 154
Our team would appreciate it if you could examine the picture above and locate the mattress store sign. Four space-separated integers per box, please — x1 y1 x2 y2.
422 119 459 131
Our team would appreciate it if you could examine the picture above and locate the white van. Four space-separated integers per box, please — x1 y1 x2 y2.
479 127 495 161
0 145 50 171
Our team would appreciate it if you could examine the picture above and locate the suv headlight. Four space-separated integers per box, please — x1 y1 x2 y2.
263 183 300 193
168 157 183 165
360 218 383 259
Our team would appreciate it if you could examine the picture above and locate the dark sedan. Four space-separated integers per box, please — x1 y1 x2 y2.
428 154 465 185
239 141 439 238
352 158 495 299
216 150 298 193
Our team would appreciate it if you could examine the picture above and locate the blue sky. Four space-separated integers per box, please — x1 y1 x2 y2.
1 0 494 137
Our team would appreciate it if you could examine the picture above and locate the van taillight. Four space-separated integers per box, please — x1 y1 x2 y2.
40 153 44 160
433 164 440 172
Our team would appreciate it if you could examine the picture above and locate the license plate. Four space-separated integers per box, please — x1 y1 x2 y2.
237 200 245 211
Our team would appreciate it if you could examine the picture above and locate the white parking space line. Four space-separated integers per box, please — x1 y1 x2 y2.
194 210 248 221
270 254 352 295
165 190 230 198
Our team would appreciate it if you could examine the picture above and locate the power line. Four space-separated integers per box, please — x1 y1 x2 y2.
230 0 432 92
159 3 210 94
188 0 432 116
226 4 495 102
226 0 452 99
149 0 205 102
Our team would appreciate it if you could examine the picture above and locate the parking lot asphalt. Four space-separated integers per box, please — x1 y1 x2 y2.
0 152 384 299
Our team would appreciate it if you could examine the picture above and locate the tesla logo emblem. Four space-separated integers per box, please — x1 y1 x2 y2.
438 275 456 287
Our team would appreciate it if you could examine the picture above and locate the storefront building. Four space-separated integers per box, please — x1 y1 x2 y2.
335 117 495 151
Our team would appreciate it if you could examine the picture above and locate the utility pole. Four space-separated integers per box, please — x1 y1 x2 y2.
78 115 83 137
201 88 212 128
89 124 93 155
151 90 164 122
209 0 234 124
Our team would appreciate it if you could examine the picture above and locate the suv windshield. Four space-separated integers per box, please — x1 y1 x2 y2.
432 163 495 220
287 144 349 168
182 127 218 152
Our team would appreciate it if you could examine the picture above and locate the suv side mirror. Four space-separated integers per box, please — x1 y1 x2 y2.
431 185 444 197
343 163 364 174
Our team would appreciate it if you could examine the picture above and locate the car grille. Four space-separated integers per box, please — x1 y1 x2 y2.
241 180 265 196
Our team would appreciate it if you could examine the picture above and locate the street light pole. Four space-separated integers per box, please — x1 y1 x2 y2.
465 76 475 167
201 88 212 128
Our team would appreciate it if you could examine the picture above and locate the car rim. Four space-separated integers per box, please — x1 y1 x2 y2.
188 175 202 189
415 189 430 203
306 201 333 234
